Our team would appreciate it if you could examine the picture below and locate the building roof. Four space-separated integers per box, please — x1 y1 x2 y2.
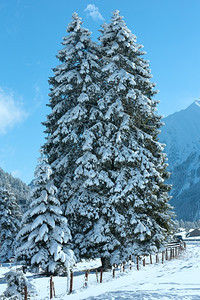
187 229 200 237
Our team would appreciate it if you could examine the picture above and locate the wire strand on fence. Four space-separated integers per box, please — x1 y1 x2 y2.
34 242 185 298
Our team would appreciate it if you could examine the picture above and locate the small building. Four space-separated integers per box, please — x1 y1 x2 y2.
186 229 200 237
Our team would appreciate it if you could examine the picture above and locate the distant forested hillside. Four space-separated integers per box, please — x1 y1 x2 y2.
0 167 30 211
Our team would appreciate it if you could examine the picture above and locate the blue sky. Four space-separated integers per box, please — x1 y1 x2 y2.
1 0 200 184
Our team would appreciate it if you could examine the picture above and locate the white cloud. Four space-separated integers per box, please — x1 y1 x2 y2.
11 169 21 178
84 4 104 21
0 88 27 134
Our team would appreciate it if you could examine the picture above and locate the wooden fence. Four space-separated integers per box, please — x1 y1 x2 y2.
22 241 186 299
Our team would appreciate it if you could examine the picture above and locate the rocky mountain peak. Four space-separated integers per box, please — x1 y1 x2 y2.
160 100 200 221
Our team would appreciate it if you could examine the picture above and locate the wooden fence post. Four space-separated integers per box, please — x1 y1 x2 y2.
112 264 115 278
129 255 132 270
136 256 139 271
166 249 168 260
150 254 152 264
84 271 89 287
156 254 158 263
162 251 164 264
69 270 73 294
96 269 99 283
170 248 172 260
123 262 125 272
53 281 56 297
50 276 53 299
24 286 28 300
175 247 177 258
143 258 145 267
100 267 103 283
119 263 122 272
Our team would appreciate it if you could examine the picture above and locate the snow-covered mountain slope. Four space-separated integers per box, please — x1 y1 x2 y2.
160 100 200 221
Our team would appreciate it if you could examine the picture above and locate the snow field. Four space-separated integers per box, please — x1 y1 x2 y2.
65 242 200 299
1 242 199 299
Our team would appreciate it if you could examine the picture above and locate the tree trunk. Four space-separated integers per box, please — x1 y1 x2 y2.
101 257 112 270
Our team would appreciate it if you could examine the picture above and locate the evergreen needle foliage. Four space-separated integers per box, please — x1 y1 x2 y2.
0 186 22 263
40 10 174 268
2 269 30 300
16 153 74 274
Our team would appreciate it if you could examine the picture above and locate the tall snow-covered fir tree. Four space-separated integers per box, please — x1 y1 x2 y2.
42 13 102 248
0 185 22 262
66 10 173 267
16 153 74 274
42 11 174 268
43 12 101 196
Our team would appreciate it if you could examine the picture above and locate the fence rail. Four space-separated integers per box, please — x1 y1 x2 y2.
22 241 186 299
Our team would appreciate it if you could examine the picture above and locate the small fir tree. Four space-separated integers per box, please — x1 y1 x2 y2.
1 269 35 300
0 185 22 263
16 153 74 274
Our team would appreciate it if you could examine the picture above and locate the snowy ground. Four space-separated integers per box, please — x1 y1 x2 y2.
0 241 200 299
